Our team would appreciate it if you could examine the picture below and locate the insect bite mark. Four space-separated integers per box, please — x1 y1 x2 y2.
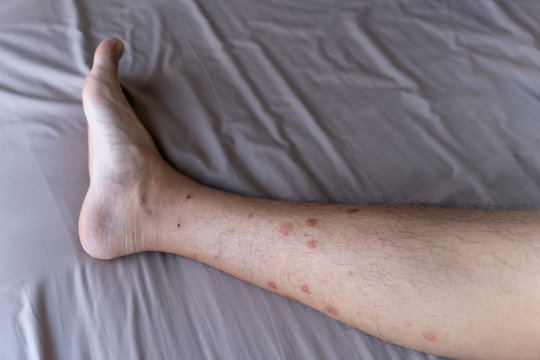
306 240 317 249
325 305 339 316
278 223 294 236
345 208 358 214
268 281 277 289
422 331 436 341
305 218 318 227
300 284 310 293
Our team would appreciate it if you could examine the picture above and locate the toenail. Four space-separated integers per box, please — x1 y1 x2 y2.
114 41 124 58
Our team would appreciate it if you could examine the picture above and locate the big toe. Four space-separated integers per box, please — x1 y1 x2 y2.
91 38 124 77
83 38 129 115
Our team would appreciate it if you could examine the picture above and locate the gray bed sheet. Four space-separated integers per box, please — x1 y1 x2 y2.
1 0 539 359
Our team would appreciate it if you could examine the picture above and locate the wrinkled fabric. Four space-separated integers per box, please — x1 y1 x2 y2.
2 0 540 359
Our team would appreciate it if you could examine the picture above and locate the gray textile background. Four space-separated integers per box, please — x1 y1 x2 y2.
1 0 540 358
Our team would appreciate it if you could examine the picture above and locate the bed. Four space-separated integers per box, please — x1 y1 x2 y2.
2 0 539 358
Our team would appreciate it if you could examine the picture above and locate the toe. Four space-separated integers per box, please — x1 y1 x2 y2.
83 38 128 112
91 38 124 77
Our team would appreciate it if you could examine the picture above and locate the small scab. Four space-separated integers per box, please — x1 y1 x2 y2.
176 223 181 228
305 218 318 227
306 240 317 249
301 284 310 293
345 208 358 214
278 223 294 236
325 305 339 316
268 281 277 289
186 194 192 200
422 331 436 341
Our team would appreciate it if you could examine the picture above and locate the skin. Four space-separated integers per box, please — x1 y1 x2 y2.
79 38 540 360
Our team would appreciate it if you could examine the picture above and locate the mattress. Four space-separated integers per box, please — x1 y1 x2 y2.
2 0 540 358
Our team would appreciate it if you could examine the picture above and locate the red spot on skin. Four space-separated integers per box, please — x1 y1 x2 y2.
306 240 317 249
345 208 358 214
248 213 253 218
305 218 318 227
268 281 277 289
278 223 294 236
422 331 436 341
347 270 353 277
405 321 412 327
301 284 310 293
186 194 192 200
325 305 339 316
304 233 308 237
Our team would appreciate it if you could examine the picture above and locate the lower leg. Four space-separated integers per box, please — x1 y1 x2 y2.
80 38 540 360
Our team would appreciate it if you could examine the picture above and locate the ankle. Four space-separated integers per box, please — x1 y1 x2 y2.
134 160 194 252
145 167 216 255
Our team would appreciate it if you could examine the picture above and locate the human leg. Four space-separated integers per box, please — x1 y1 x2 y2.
79 38 540 360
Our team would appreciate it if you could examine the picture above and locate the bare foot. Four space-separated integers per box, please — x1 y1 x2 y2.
79 38 170 259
